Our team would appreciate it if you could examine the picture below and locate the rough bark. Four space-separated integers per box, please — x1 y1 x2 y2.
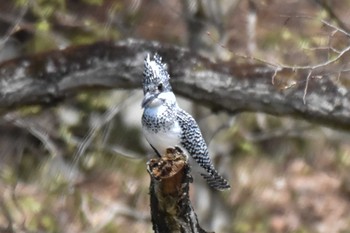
147 147 210 233
0 39 349 130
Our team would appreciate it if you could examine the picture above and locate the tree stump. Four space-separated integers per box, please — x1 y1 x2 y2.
147 147 211 233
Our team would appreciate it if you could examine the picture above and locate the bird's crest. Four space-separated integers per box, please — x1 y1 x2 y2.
143 53 172 93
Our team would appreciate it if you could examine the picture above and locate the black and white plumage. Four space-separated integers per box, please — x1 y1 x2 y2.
141 53 230 190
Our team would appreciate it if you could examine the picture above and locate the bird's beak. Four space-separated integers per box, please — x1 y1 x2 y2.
142 92 156 108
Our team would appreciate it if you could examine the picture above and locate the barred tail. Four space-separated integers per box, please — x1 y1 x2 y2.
176 109 231 190
201 168 231 191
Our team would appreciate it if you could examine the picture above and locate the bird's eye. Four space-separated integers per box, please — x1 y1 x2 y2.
157 83 163 91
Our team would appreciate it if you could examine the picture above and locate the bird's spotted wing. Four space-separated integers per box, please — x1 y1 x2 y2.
176 109 230 190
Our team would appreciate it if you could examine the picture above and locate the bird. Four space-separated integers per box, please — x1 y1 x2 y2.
141 53 230 191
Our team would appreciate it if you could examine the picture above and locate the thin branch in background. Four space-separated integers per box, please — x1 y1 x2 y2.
304 46 341 54
320 18 350 38
295 44 350 69
313 0 350 33
271 67 279 85
232 16 350 105
281 14 350 37
103 6 114 38
235 40 350 71
70 91 137 180
273 15 350 69
110 145 144 159
101 118 114 150
212 13 350 94
4 113 61 158
327 31 335 60
303 70 313 104
210 13 350 66
0 4 28 49
207 116 236 148
70 135 144 160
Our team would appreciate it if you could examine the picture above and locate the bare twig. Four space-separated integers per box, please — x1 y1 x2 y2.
0 4 28 49
314 0 350 34
303 70 313 104
4 113 61 157
70 91 136 180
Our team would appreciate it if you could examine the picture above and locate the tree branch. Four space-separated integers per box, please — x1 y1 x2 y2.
0 39 349 130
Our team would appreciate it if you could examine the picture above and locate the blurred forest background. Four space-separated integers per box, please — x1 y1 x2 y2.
0 0 350 233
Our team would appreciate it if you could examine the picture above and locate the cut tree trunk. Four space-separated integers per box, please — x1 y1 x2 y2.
147 147 211 233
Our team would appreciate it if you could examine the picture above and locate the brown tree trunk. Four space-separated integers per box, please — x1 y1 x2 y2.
147 147 211 233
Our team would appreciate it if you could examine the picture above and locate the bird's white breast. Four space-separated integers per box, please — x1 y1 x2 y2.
143 120 182 154
142 91 182 154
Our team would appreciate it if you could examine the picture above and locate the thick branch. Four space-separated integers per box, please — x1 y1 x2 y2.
147 147 209 233
0 39 349 130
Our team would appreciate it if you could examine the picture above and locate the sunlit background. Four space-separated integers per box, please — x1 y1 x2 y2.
0 0 350 232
